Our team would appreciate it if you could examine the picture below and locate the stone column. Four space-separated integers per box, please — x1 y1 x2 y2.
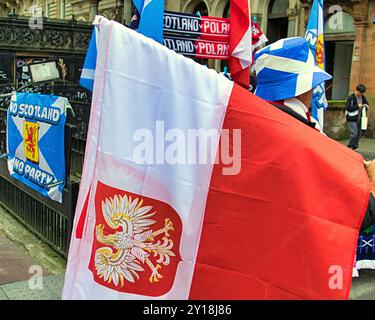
350 21 368 91
298 2 309 37
287 7 299 37
122 0 132 25
165 0 180 12
211 59 226 72
89 0 100 22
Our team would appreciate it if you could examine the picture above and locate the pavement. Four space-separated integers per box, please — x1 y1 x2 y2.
0 205 66 300
0 138 374 300
351 270 375 300
339 138 375 160
0 273 64 300
0 232 49 285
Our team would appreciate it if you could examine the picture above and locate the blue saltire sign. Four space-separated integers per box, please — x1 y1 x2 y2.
7 92 69 203
132 0 164 44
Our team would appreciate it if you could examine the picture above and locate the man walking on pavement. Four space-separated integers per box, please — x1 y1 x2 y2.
346 84 369 150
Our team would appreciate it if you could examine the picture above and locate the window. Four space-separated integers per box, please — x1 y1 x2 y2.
325 12 355 35
267 0 289 44
268 0 289 18
193 1 208 16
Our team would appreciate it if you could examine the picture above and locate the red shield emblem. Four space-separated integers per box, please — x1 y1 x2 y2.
89 181 182 297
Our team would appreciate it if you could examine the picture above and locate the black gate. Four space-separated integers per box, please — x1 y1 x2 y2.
0 81 90 257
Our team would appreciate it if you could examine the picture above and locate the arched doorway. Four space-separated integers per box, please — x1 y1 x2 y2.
266 0 289 44
325 11 355 100
192 1 208 16
223 2 230 18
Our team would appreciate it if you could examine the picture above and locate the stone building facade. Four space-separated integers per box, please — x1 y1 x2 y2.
0 1 369 96
1 0 375 138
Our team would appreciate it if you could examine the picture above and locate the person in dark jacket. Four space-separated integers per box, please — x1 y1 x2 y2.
249 73 257 93
129 9 140 30
346 84 369 150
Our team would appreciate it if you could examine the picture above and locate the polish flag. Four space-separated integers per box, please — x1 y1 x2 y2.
62 17 369 300
229 0 252 88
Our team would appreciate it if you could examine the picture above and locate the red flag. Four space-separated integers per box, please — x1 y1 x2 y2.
189 85 369 299
251 22 268 72
229 0 252 88
252 22 268 50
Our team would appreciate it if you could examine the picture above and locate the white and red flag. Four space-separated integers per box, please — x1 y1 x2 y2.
252 22 268 51
229 0 252 88
250 22 268 73
62 17 369 300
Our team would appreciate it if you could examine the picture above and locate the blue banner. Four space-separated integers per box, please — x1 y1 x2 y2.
7 92 68 203
305 0 327 127
132 0 164 43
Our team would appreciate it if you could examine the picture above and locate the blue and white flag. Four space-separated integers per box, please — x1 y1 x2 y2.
305 0 327 128
355 226 375 274
80 27 97 92
80 5 163 92
7 92 68 203
254 37 331 109
132 0 164 43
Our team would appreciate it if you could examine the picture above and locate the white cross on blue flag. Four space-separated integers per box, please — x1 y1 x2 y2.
79 27 97 92
132 0 164 43
305 0 327 128
79 2 164 92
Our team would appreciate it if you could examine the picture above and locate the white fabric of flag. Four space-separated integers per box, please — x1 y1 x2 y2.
62 16 233 300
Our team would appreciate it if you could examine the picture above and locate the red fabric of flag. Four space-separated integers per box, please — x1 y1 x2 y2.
190 84 370 299
229 0 251 88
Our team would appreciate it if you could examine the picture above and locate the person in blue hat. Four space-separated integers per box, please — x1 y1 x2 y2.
254 37 331 133
254 36 375 233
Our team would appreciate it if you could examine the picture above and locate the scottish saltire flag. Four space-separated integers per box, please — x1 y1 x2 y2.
7 93 68 203
132 0 164 43
80 28 97 92
305 0 327 128
354 226 375 274
254 38 331 106
80 2 164 92
63 17 369 300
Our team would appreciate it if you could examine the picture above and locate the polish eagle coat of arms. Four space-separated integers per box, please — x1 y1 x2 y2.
90 182 182 296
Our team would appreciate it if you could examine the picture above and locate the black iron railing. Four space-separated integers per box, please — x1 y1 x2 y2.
0 166 78 256
0 15 91 55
